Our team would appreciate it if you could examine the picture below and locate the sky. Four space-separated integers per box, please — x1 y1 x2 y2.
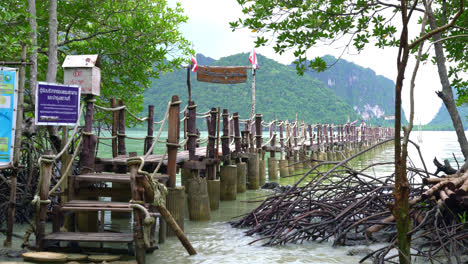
168 0 453 125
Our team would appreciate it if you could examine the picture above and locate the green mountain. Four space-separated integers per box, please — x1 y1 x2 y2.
301 55 400 125
145 53 358 125
426 88 468 130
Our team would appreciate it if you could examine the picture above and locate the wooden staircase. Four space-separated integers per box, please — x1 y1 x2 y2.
43 169 164 255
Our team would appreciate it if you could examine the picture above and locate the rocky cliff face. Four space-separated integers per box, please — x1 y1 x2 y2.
301 55 397 121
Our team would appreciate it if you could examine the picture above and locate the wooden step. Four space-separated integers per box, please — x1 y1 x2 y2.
74 173 168 184
61 200 134 212
44 232 134 243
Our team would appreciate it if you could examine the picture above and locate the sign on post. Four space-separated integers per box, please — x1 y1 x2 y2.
35 82 81 126
0 68 18 166
197 66 248 84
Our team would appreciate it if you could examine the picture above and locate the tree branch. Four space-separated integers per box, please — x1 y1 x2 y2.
409 0 464 50
58 28 120 46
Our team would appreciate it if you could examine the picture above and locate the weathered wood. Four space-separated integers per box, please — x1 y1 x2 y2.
74 173 168 184
221 109 230 163
255 114 262 150
145 105 154 154
128 158 146 264
111 98 118 158
44 232 134 243
270 120 276 158
187 101 197 160
233 112 241 153
36 158 53 249
166 187 185 237
167 95 180 188
118 99 126 156
206 108 217 180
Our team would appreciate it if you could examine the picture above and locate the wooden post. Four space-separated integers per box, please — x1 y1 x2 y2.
308 124 313 148
80 94 96 173
118 99 126 156
216 107 221 161
128 157 146 264
279 121 284 159
233 113 241 154
4 46 26 247
255 114 262 150
35 158 53 249
187 101 197 161
167 95 180 188
111 98 118 158
183 110 188 151
145 105 154 154
206 108 217 180
221 109 230 164
270 120 276 158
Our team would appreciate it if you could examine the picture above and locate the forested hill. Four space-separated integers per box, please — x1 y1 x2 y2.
300 55 398 123
145 53 358 124
426 89 468 130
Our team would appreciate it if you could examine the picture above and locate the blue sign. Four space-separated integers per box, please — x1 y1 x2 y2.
0 69 18 166
35 82 81 126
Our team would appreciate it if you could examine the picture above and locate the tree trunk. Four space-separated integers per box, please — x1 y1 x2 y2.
46 0 61 151
393 1 411 263
426 4 468 161
28 0 37 109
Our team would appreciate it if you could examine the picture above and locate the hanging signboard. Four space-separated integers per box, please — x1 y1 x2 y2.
197 66 248 84
0 68 19 167
35 82 81 126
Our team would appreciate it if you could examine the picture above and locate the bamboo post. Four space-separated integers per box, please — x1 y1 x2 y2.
4 47 26 247
145 105 154 154
35 158 53 249
118 99 126 156
167 95 180 188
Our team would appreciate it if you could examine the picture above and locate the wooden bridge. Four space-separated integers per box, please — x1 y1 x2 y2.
31 94 393 263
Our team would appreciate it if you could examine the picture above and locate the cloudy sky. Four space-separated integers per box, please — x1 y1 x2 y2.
169 0 451 124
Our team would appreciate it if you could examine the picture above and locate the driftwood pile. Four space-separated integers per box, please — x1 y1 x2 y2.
231 143 468 263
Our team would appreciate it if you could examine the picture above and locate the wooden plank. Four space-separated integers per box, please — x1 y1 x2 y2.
74 173 168 184
44 232 134 243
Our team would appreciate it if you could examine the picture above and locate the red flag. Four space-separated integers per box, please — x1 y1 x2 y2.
249 48 259 69
191 55 198 72
191 43 198 72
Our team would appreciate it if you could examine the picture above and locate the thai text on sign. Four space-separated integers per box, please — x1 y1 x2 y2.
35 82 81 126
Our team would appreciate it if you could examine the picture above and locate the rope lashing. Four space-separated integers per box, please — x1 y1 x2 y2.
129 201 155 248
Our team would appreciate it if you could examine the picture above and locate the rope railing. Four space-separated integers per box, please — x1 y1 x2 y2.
42 102 85 161
94 102 168 125
196 109 210 116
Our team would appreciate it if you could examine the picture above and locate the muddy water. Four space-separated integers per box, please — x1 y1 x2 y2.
0 131 462 263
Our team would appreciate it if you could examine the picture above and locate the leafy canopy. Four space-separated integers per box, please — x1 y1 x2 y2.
230 0 400 74
0 0 192 122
